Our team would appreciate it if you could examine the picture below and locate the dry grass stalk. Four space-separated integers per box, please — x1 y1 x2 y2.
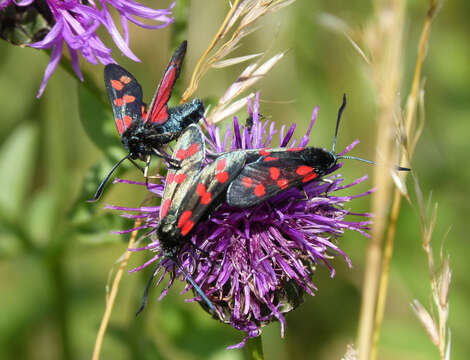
206 52 285 124
411 173 451 359
352 2 406 359
92 219 141 360
323 1 444 358
370 2 445 359
181 0 294 116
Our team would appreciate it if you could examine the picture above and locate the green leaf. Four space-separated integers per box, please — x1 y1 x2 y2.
0 123 38 219
78 84 120 153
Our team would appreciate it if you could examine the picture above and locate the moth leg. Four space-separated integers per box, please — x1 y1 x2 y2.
128 158 145 174
143 155 151 178
301 188 309 201
323 178 334 195
152 148 181 169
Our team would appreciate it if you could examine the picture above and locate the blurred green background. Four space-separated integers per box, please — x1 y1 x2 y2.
0 1 468 359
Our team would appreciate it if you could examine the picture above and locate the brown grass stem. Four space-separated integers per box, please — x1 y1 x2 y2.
181 0 242 103
370 2 441 359
357 2 404 359
91 218 141 360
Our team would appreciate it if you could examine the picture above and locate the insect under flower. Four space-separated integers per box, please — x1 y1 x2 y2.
0 0 174 97
108 93 375 347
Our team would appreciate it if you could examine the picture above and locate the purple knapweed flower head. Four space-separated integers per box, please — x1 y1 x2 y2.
107 93 373 348
0 0 174 97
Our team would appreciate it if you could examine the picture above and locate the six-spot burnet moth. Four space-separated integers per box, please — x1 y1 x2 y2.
137 124 249 313
87 41 204 202
220 94 410 207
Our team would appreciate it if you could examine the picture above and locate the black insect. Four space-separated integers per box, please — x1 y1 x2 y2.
211 95 410 207
88 41 204 202
137 124 247 313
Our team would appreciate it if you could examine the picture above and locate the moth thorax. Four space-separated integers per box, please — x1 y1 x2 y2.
303 148 337 175
121 124 151 160
158 214 179 238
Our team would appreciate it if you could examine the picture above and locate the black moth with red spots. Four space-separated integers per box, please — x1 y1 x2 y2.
222 94 409 207
158 125 246 259
139 124 246 312
225 146 337 207
88 41 204 202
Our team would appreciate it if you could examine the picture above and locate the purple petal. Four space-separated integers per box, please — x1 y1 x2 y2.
36 41 64 98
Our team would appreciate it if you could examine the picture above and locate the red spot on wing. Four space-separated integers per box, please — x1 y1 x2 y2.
175 143 200 161
302 172 317 183
141 105 147 119
216 172 229 183
254 184 266 197
287 147 304 152
160 199 171 218
166 172 175 184
111 80 123 91
259 149 271 156
123 94 136 103
178 210 194 236
269 167 280 180
181 220 194 236
264 156 279 162
296 165 314 176
123 115 132 128
196 183 212 205
176 148 186 160
120 75 132 84
215 159 229 183
186 143 199 158
115 118 124 134
216 159 226 171
178 210 192 228
113 98 123 106
174 173 187 184
242 177 253 188
277 178 289 189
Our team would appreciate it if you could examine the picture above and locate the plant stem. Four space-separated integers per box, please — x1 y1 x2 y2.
47 253 72 360
357 1 404 358
181 0 242 103
370 2 441 359
91 219 141 360
243 336 264 360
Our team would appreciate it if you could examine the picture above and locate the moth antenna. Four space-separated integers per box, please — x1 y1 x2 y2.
136 262 162 316
338 155 410 171
173 260 214 311
338 155 375 165
331 95 410 172
331 93 347 154
87 154 131 202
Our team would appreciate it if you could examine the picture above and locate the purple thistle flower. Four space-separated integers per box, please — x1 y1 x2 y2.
0 0 174 97
107 94 373 348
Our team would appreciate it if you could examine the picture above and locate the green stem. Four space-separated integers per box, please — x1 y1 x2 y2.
243 336 264 360
47 252 73 360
